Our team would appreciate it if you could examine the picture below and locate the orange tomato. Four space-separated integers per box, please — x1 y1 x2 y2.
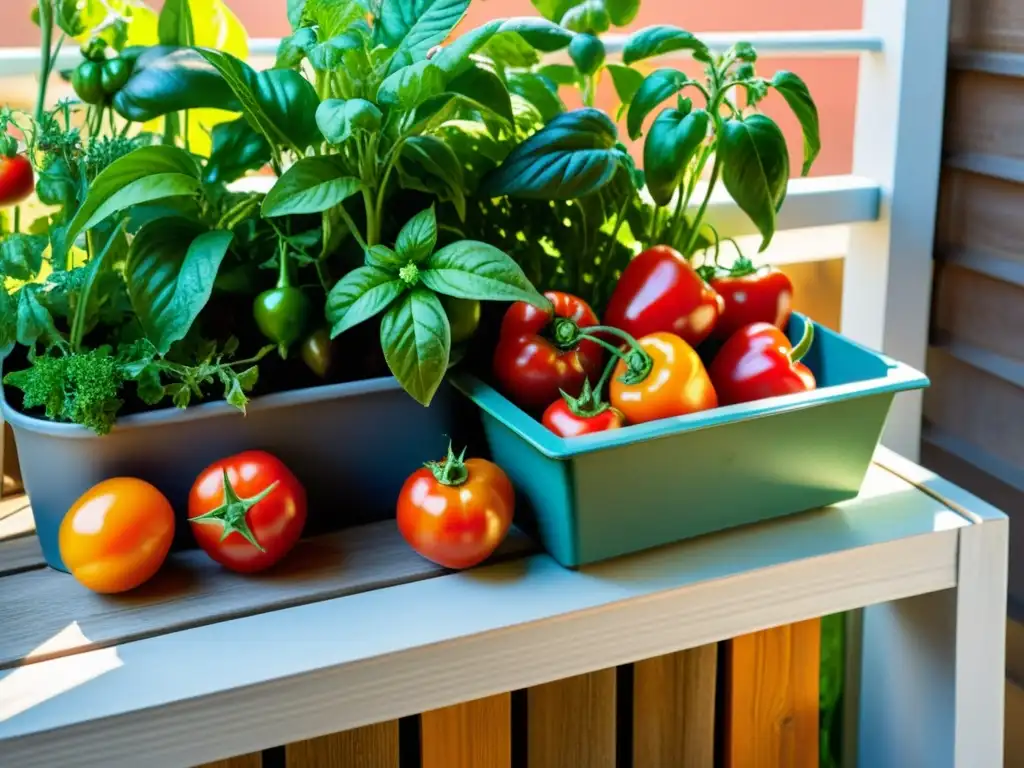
59 478 175 593
609 332 718 423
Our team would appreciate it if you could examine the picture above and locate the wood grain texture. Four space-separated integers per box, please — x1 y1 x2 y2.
0 534 44 576
421 693 511 768
950 0 1024 51
285 722 398 768
633 645 717 768
0 521 536 671
945 72 1024 159
194 755 262 768
528 669 616 768
937 170 1024 261
725 619 821 768
932 263 1024 362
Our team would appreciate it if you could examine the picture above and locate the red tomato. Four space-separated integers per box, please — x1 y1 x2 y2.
188 450 307 573
397 445 514 570
59 478 175 593
0 154 34 207
541 378 625 437
710 265 793 341
493 291 605 411
709 320 818 406
604 245 724 347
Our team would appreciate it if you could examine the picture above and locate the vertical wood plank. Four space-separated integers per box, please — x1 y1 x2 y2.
528 669 616 768
285 722 399 768
194 755 262 768
725 619 821 768
633 645 717 768
421 693 511 768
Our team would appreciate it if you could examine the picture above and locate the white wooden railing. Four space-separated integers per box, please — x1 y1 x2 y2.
0 0 949 460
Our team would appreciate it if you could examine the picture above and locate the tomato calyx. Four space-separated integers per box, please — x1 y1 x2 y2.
187 470 278 552
560 377 610 418
425 442 470 487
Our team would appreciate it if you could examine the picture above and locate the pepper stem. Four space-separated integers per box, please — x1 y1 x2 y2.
425 442 469 487
277 236 291 289
551 317 580 349
187 470 277 552
789 315 815 363
576 325 654 386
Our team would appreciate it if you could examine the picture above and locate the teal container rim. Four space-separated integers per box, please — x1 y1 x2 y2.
449 315 930 461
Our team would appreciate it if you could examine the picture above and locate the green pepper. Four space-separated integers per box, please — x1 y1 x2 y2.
101 58 132 96
441 296 481 344
253 245 312 357
569 33 606 76
300 328 334 378
71 61 105 105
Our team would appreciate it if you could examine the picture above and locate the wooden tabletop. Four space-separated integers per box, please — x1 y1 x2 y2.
0 447 1004 767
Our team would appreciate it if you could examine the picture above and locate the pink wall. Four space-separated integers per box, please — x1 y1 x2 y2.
2 0 860 175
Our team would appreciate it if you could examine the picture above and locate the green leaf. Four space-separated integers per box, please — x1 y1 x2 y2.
395 207 438 263
113 47 241 122
158 0 195 46
718 114 790 252
287 0 307 27
379 288 450 406
365 245 405 270
63 145 202 264
771 71 821 176
1 234 47 281
604 0 640 26
401 136 467 220
643 108 709 206
196 48 321 152
537 63 578 86
606 63 643 107
304 0 369 38
237 365 260 390
326 265 407 337
377 61 446 110
506 71 564 122
622 25 709 65
529 0 576 22
378 0 470 62
421 240 548 306
317 98 383 144
433 120 510 190
204 118 272 184
223 373 249 411
433 18 572 77
16 286 59 347
125 219 234 354
480 31 540 68
626 68 689 140
276 27 318 68
560 1 609 35
306 32 363 71
480 108 621 200
262 157 362 217
35 157 77 208
447 64 514 125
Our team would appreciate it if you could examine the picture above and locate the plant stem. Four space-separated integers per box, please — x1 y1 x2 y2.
34 0 53 124
682 148 722 257
70 226 122 351
13 207 20 233
597 194 630 305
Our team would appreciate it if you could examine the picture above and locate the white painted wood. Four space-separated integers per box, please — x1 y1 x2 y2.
0 463 966 768
842 0 951 460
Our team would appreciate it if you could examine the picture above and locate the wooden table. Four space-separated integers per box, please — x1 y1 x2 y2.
0 447 1008 768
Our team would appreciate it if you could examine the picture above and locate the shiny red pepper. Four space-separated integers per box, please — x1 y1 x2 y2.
707 259 794 341
541 378 626 437
493 291 605 411
603 245 724 347
709 319 818 406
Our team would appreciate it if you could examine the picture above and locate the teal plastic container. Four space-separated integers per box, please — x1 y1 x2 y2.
450 315 929 567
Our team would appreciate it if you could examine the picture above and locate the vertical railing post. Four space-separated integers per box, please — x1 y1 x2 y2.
842 0 951 460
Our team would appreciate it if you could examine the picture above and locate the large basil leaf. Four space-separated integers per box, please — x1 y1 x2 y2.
420 241 547 306
626 69 689 140
433 120 510 190
643 108 709 206
379 288 450 406
622 25 709 65
1 234 47 281
604 0 640 26
316 99 383 144
196 48 321 152
507 71 564 122
276 27 318 68
204 118 272 183
378 0 470 62
395 207 438 263
719 114 790 251
480 108 621 200
433 18 572 77
606 63 643 109
771 71 821 176
560 1 609 34
64 146 202 264
377 61 445 110
262 156 363 217
326 266 406 337
113 47 240 122
125 219 233 354
401 136 467 220
158 0 194 46
447 64 514 125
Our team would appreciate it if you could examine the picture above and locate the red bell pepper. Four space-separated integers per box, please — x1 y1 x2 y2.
493 291 605 411
603 245 724 347
709 320 817 406
707 258 794 341
541 378 626 437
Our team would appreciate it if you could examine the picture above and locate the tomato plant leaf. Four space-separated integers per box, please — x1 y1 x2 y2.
480 108 621 200
643 108 709 206
377 61 446 110
262 157 363 217
379 288 451 406
378 0 470 63
326 266 407 337
204 118 272 184
718 114 791 252
770 71 821 176
421 240 549 306
447 63 514 125
626 69 690 140
622 25 709 65
506 71 564 122
395 207 438 264
125 219 233 355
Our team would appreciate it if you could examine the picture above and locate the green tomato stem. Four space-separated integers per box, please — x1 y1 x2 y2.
425 442 469 487
34 0 52 124
789 317 814 364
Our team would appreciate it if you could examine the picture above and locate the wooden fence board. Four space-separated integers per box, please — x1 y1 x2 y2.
421 693 511 768
951 0 1024 52
528 669 616 768
285 723 399 768
725 619 821 768
633 645 717 768
933 263 1024 362
945 72 1024 159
